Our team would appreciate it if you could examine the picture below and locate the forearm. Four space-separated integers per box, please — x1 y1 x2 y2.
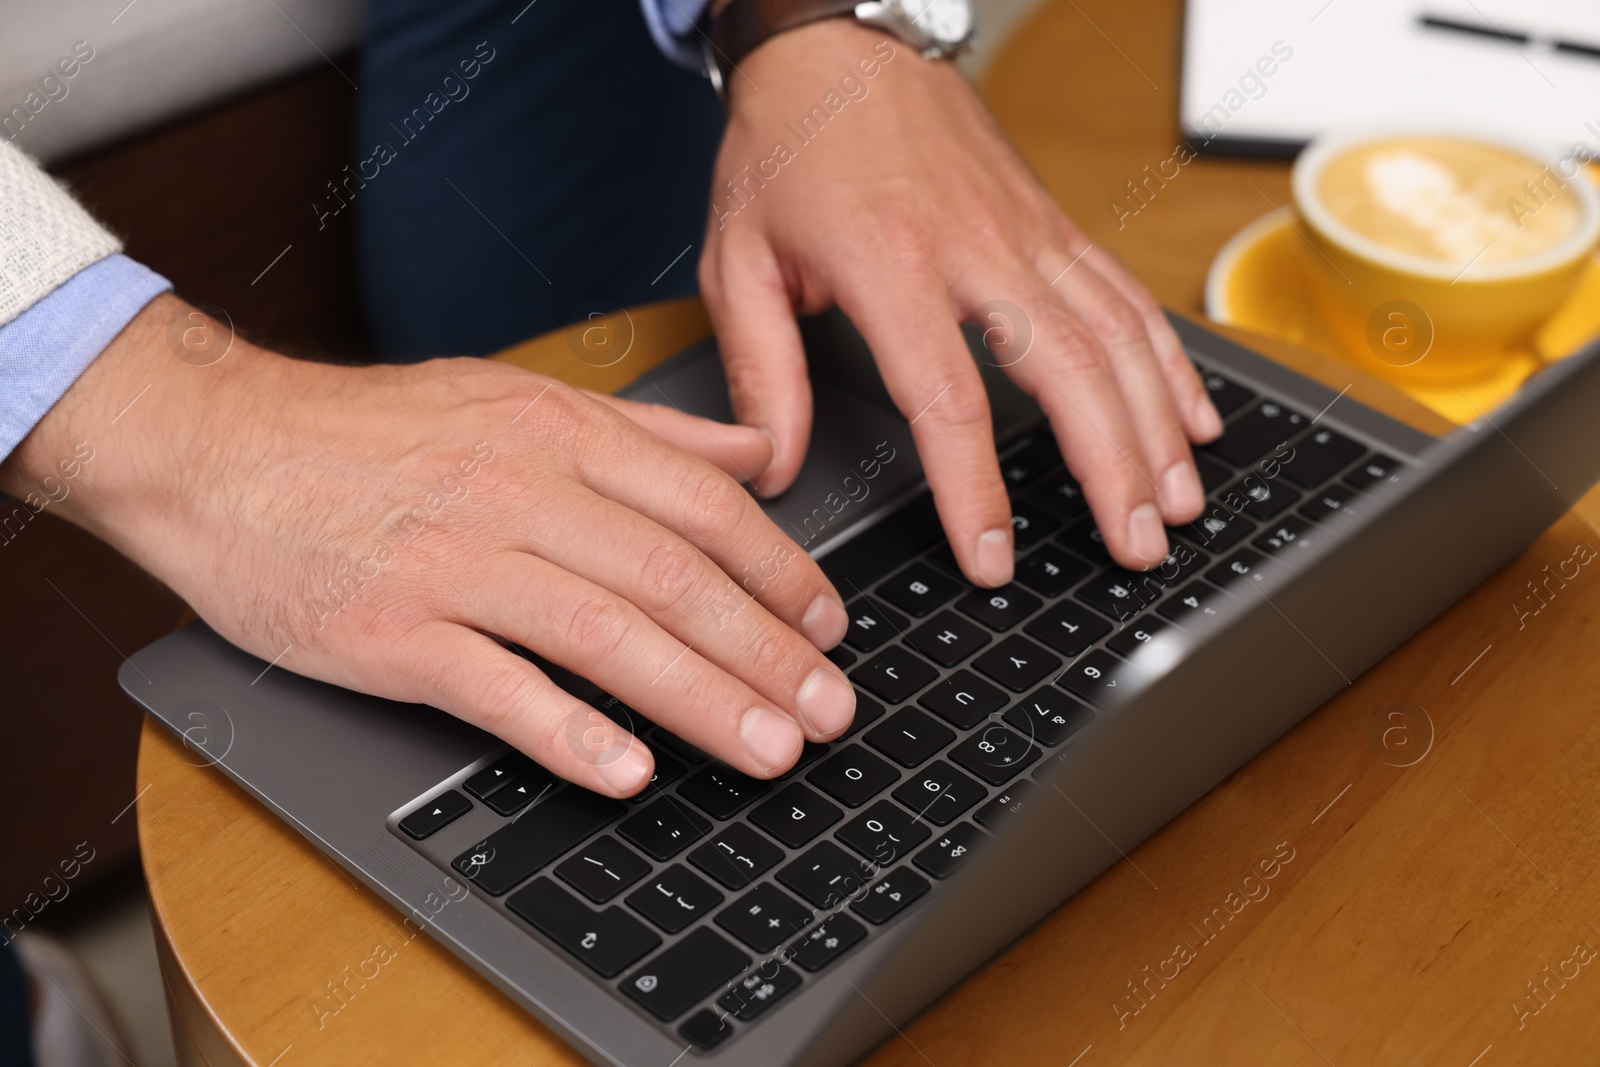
0 294 286 571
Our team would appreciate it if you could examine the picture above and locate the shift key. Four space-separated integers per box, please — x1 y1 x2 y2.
453 788 624 896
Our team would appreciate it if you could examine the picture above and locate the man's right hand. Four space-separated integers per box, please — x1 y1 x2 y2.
0 295 858 796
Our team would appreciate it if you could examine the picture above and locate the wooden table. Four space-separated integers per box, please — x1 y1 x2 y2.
139 0 1600 1063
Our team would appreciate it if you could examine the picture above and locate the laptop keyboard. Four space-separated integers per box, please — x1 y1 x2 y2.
391 365 1406 1051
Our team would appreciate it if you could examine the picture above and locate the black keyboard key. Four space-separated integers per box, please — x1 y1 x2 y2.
1075 567 1164 622
1007 498 1061 551
485 764 560 816
1205 399 1308 467
1152 539 1211 585
1206 548 1269 590
1157 580 1231 627
751 784 843 848
555 835 651 903
850 646 938 704
1056 648 1148 709
453 789 625 895
875 563 960 617
777 741 830 781
999 431 1061 488
618 799 713 861
1178 508 1256 553
924 542 962 577
852 868 931 925
715 883 814 952
1344 453 1402 490
914 822 988 879
955 583 1042 631
630 751 686 805
1253 514 1314 556
1298 482 1357 523
1060 516 1112 566
678 764 771 820
825 645 857 670
1025 600 1112 657
1217 472 1301 521
974 780 1036 831
1280 426 1365 488
918 669 1007 729
689 822 785 890
788 914 868 972
1200 369 1254 417
890 760 986 826
626 864 724 933
841 690 886 740
950 725 1039 784
678 1008 733 1051
777 840 877 908
971 634 1062 692
808 745 900 807
1025 469 1089 520
1003 687 1093 747
464 752 533 800
507 878 660 978
622 927 750 1021
1107 616 1177 660
842 597 908 653
1015 543 1091 597
652 729 708 765
1195 451 1235 493
589 693 644 733
864 708 955 768
399 790 471 840
718 964 801 1021
906 611 991 667
837 800 932 865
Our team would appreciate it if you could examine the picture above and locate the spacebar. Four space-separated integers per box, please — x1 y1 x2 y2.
452 788 624 896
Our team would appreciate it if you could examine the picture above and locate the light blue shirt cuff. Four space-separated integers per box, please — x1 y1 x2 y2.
639 0 713 70
0 254 172 462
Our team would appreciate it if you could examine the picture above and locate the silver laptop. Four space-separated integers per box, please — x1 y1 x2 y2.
120 311 1600 1065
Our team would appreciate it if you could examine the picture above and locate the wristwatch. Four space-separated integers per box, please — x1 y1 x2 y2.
705 0 976 98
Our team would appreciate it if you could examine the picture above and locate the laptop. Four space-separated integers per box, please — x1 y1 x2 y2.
119 311 1600 1065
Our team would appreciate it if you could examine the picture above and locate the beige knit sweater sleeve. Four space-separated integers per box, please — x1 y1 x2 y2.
0 140 121 328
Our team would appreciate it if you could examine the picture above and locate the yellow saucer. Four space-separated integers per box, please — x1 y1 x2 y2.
1205 210 1600 424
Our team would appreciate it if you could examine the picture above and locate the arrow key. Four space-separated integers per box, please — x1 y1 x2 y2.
398 790 471 840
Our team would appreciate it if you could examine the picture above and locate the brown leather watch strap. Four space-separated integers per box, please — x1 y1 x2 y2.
709 0 863 70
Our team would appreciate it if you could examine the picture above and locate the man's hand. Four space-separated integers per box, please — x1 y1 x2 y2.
699 20 1223 581
1 295 859 795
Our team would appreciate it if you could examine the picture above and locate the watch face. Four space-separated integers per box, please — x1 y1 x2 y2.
898 0 972 46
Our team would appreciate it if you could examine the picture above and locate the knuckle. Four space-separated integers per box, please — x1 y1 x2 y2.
562 593 631 663
635 539 703 614
676 467 746 546
1046 325 1104 377
460 662 543 737
1091 300 1147 352
743 624 803 684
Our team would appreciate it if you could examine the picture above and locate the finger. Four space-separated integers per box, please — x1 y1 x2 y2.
1074 242 1223 443
700 241 814 497
398 621 657 797
836 270 1016 588
558 394 849 650
1048 254 1205 524
468 553 810 778
581 390 775 483
998 274 1170 569
514 482 856 741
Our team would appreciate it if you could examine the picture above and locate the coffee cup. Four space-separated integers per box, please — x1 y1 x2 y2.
1290 131 1600 382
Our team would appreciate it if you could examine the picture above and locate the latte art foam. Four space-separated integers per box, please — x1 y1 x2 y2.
1317 138 1581 267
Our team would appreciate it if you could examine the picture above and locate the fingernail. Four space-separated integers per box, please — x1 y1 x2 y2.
1193 396 1224 440
741 705 804 773
1159 460 1204 516
1126 503 1168 566
801 593 849 650
752 427 781 496
598 740 653 795
976 527 1014 586
795 666 856 737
